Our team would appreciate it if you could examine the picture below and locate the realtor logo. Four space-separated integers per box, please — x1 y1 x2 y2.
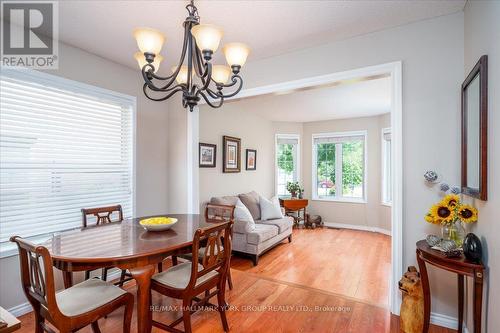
1 1 58 69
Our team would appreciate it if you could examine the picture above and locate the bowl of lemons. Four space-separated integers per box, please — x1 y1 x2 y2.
139 217 178 231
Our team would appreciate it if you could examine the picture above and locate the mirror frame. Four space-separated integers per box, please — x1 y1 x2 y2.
461 55 488 200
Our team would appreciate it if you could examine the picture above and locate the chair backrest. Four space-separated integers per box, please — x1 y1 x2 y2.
204 203 235 222
10 236 61 319
188 220 233 291
81 204 123 228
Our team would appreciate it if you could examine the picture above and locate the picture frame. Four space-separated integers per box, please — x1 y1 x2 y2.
223 136 241 173
199 143 216 168
246 149 257 170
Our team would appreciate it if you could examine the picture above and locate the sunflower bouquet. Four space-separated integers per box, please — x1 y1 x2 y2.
425 194 478 245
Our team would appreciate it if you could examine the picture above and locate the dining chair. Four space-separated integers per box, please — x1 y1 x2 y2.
10 236 134 333
150 219 233 333
172 204 236 290
81 205 134 286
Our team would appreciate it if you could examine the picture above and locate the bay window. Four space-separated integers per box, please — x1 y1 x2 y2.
275 134 300 197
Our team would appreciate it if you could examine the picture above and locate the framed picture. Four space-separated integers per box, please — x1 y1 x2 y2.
246 149 257 170
199 143 216 168
223 136 241 173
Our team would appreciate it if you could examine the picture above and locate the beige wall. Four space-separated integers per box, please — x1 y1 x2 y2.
302 114 390 231
0 42 169 310
464 1 500 331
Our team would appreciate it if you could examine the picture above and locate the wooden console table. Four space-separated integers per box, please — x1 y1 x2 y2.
279 198 308 227
416 240 485 333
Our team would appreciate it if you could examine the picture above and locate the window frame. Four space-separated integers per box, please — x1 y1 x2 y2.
311 130 367 203
274 133 300 197
0 68 137 258
381 127 392 206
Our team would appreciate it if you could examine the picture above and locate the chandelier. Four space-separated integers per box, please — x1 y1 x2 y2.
133 0 250 111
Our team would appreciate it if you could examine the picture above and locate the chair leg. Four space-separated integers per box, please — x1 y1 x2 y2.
119 270 127 287
172 255 178 266
157 262 163 273
182 299 193 333
101 267 108 281
288 234 292 243
227 268 233 290
217 288 230 332
123 294 134 333
33 304 44 333
91 321 101 333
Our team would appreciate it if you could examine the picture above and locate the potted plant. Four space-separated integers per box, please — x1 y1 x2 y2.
286 181 301 198
424 194 478 246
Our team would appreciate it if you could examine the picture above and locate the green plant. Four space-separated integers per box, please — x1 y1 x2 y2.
286 181 301 195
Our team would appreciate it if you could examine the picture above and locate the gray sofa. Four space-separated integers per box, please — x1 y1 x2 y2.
210 191 293 265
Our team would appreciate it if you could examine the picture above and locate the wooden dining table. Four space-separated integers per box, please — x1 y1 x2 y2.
42 214 221 333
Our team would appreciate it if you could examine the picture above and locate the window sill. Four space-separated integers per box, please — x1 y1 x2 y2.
312 197 367 204
381 202 392 207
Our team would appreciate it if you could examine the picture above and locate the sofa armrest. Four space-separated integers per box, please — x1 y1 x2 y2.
280 207 286 215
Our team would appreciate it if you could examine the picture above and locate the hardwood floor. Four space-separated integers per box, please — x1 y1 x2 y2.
16 228 455 332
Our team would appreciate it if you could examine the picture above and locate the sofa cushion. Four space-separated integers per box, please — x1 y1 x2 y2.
256 216 293 233
210 195 239 206
247 224 278 245
233 199 255 233
238 191 261 220
259 196 284 221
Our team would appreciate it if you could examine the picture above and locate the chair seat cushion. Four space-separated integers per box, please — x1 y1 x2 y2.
256 217 293 233
152 262 219 289
247 224 278 245
56 278 126 317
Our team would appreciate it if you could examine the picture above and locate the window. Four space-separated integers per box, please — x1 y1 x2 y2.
382 128 392 205
275 134 299 197
0 69 135 250
312 131 366 202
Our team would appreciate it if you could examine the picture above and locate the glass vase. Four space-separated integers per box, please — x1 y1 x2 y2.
441 220 466 246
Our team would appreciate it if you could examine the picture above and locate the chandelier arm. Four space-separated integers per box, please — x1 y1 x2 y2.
196 62 213 94
205 87 221 99
199 90 224 108
142 71 186 93
143 84 184 101
218 76 243 98
193 46 209 78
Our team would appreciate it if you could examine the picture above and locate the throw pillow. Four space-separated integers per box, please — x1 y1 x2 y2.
238 191 261 220
234 199 256 232
260 196 284 221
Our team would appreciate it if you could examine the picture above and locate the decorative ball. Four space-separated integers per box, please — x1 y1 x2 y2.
439 240 457 252
426 235 441 247
463 233 482 263
439 183 450 192
424 171 439 183
450 186 461 194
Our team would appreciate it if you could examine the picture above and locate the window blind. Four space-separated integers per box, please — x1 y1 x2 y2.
0 69 134 245
313 134 364 145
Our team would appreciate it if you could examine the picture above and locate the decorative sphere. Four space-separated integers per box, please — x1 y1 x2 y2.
450 186 462 194
463 233 482 263
439 183 450 192
424 171 439 183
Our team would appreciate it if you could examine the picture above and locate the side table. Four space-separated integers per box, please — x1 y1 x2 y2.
416 240 484 333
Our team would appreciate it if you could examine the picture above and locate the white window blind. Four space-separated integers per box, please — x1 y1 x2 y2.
0 69 135 245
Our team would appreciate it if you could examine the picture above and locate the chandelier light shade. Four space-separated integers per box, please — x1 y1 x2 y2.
133 27 166 55
135 52 163 73
133 0 249 111
223 42 250 67
191 24 223 53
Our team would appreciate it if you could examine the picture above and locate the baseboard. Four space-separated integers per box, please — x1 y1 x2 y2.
430 312 469 332
7 269 123 317
324 222 391 236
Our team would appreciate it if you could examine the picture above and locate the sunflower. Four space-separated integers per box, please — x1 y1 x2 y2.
441 194 460 208
430 203 455 224
425 213 440 225
458 204 478 223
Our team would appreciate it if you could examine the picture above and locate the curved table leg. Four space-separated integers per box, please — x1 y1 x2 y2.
416 249 430 333
458 274 464 333
473 270 483 333
129 265 156 333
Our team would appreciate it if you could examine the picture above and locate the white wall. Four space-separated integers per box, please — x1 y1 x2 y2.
0 41 169 310
236 12 465 319
302 114 390 231
464 1 500 331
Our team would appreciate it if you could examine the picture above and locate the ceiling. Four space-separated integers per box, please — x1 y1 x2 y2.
55 0 466 75
227 76 391 123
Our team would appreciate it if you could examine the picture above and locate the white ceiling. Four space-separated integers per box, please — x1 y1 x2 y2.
229 76 391 123
55 0 466 75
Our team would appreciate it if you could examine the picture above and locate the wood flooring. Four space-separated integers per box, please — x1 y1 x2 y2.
16 228 455 333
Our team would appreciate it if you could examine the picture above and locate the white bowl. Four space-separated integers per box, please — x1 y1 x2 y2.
139 217 178 231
